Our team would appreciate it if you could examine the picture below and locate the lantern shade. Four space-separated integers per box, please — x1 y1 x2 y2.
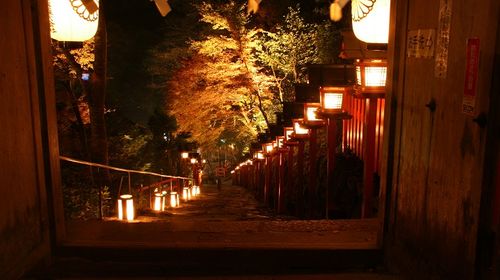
303 103 326 127
153 192 167 211
170 192 179 207
355 59 387 97
292 119 310 139
117 194 134 221
320 86 351 115
49 0 99 42
254 151 265 160
276 136 285 149
263 143 274 154
351 0 391 44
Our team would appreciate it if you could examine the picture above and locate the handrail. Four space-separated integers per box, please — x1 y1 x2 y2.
59 155 192 181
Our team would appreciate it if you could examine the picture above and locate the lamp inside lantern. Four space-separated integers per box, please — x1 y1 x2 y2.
181 152 189 159
304 103 326 126
320 87 349 114
254 151 265 160
153 192 166 212
264 143 274 154
117 194 134 221
355 59 387 96
351 0 391 44
183 187 191 201
170 191 179 207
49 0 99 42
276 136 285 149
293 119 309 138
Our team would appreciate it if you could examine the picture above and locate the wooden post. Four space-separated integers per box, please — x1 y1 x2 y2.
309 129 318 217
264 156 271 204
326 118 337 219
297 140 305 216
278 151 286 213
362 98 378 218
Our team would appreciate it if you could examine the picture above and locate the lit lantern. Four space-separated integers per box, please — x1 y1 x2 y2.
183 187 191 201
303 103 326 127
319 86 351 115
153 192 167 212
254 151 265 160
263 143 274 154
170 191 179 207
355 59 387 97
49 0 99 42
231 170 235 174
276 136 285 149
117 194 134 221
351 0 391 44
190 158 198 164
292 119 310 139
181 152 189 159
192 185 200 196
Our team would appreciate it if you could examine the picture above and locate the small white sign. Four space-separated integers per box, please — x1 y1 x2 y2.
407 29 435 58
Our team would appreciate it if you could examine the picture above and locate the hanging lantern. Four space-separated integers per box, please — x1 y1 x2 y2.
351 0 391 44
303 103 326 127
292 119 310 139
117 194 134 221
49 0 99 42
170 191 179 207
354 59 387 97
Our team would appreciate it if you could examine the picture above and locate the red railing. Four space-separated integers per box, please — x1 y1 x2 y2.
342 94 385 174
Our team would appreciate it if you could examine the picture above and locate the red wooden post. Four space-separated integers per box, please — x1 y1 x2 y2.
264 156 271 204
308 129 318 216
297 140 305 216
362 98 378 218
278 150 286 213
326 118 337 218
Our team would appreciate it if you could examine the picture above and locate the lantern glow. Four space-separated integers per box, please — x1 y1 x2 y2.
190 158 197 164
320 87 350 114
351 0 391 44
293 119 309 138
284 127 294 142
276 136 285 148
254 151 265 160
153 192 166 212
170 191 179 207
304 103 326 127
49 0 99 42
117 194 134 221
181 152 189 159
355 59 387 96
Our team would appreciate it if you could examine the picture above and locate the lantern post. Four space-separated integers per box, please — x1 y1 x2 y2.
284 127 298 214
263 142 275 205
318 86 352 219
292 119 310 216
354 59 387 218
302 103 327 217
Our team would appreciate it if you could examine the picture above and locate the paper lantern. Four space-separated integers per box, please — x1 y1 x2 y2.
170 191 179 207
117 194 134 221
49 0 99 42
351 0 391 44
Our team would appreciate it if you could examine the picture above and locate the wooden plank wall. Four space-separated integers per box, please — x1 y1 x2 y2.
0 0 59 277
382 0 500 278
